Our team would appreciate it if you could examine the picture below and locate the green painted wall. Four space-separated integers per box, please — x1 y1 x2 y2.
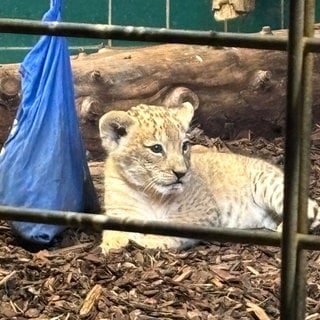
0 0 108 63
0 0 319 63
111 0 166 47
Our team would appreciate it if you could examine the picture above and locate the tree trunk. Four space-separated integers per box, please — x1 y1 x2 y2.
1 26 320 158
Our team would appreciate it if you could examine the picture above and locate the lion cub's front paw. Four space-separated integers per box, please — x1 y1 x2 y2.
137 234 187 250
100 231 130 254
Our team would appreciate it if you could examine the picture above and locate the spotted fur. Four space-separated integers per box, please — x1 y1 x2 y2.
99 103 320 253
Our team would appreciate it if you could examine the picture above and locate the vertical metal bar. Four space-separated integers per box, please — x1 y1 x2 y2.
299 0 315 236
281 0 284 29
166 0 170 29
296 2 315 319
281 0 315 319
281 0 303 319
108 0 112 47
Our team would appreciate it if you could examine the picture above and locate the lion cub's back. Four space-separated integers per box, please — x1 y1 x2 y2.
190 145 282 200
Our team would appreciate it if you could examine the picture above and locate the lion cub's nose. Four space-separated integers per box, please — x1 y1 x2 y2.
173 170 186 180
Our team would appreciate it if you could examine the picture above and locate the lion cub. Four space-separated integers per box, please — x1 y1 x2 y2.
99 103 320 253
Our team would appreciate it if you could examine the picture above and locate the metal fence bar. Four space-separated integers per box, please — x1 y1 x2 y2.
2 18 320 52
0 18 287 50
296 1 316 317
297 2 315 319
280 0 304 315
0 205 281 247
2 204 320 251
281 0 315 319
0 18 289 51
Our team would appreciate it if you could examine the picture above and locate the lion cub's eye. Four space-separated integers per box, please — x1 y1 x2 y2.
149 144 163 154
182 141 190 153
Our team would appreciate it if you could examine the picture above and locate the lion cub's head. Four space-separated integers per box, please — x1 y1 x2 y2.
99 103 194 197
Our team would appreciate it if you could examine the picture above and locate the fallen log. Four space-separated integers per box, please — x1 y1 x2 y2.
1 26 320 158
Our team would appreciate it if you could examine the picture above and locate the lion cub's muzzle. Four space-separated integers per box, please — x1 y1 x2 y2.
158 170 189 195
173 170 186 181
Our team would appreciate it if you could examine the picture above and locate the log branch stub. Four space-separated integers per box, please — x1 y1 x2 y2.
0 76 20 97
76 96 105 122
149 86 199 110
0 75 21 108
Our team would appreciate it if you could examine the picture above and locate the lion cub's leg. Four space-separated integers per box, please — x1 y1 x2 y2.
252 164 320 231
101 230 195 253
101 230 132 254
137 234 197 250
100 206 197 253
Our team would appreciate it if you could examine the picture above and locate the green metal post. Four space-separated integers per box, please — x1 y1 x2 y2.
281 1 315 319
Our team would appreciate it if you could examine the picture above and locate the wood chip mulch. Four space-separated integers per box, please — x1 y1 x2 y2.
1 128 320 320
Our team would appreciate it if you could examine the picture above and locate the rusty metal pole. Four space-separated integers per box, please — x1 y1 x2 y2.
296 2 315 318
281 0 315 319
0 18 289 50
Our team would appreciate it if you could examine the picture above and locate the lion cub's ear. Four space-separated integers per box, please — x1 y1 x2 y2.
99 111 134 153
170 102 194 131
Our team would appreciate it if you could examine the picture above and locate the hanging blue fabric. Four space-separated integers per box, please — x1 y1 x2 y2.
0 0 99 244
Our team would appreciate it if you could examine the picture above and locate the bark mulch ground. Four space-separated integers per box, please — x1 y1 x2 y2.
1 129 320 320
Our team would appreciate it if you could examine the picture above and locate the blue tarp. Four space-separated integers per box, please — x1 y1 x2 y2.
0 0 99 244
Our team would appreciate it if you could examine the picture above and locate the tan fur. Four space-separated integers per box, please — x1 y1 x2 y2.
99 103 320 253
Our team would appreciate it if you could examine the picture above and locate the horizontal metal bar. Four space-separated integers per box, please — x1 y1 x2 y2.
2 19 320 52
305 37 320 51
0 204 319 250
0 18 289 51
0 205 280 246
